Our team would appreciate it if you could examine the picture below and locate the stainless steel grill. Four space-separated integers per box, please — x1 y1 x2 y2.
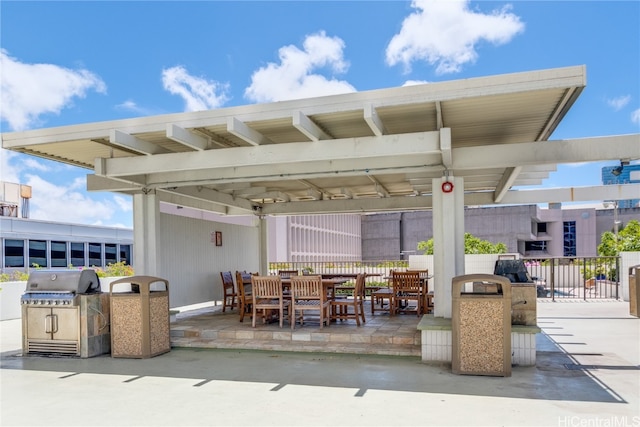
21 269 110 357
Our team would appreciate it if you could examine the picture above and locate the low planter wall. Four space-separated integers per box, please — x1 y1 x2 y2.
0 281 26 321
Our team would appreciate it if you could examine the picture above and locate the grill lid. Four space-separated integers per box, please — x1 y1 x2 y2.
25 269 101 294
493 260 533 283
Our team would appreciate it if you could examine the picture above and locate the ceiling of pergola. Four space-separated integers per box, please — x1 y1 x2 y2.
7 65 627 217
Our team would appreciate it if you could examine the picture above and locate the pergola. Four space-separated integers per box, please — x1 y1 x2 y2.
3 65 639 317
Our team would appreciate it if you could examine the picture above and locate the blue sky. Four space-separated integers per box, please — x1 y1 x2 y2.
1 0 638 229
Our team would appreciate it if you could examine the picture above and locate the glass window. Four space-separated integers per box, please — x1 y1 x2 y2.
51 241 67 267
119 245 132 265
70 242 85 267
88 243 102 267
105 244 117 265
4 239 25 267
28 240 47 268
563 221 576 257
525 241 547 252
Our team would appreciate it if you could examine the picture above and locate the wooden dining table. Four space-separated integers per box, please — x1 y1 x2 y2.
280 276 351 296
239 275 351 296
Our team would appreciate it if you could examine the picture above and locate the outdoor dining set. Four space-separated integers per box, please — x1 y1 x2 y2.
219 269 433 329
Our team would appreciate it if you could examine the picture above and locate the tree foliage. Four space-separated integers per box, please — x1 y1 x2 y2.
417 232 507 255
597 219 640 256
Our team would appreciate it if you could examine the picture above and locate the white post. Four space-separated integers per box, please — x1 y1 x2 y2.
432 175 465 318
258 215 269 275
132 191 160 276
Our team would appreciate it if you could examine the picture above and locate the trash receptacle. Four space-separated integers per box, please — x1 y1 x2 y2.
630 265 640 318
110 276 170 358
452 274 512 377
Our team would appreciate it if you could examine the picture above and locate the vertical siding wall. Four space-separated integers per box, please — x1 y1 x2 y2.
287 214 361 262
158 213 260 308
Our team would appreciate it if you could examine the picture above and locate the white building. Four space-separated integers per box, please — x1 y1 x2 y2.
0 181 133 272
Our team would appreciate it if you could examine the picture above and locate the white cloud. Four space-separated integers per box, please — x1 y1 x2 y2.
386 0 524 74
0 49 106 131
24 174 119 225
402 80 430 86
115 99 155 116
22 157 51 172
162 66 230 112
0 149 20 183
114 195 133 212
0 149 51 184
630 108 640 124
606 95 631 111
245 31 356 103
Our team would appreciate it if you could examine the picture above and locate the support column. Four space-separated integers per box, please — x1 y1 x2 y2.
258 216 269 275
132 191 160 276
432 175 465 318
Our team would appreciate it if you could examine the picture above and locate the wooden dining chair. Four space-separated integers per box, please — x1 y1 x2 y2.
235 271 253 322
392 270 423 316
278 269 299 279
331 273 366 326
410 269 431 313
371 269 394 316
219 271 238 312
290 275 330 329
251 275 290 328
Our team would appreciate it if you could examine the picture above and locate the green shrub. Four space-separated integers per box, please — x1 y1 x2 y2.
0 271 30 282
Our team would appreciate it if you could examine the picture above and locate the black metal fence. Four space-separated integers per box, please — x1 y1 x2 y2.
523 256 620 301
268 256 621 301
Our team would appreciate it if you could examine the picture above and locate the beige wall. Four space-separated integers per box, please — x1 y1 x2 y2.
158 213 260 308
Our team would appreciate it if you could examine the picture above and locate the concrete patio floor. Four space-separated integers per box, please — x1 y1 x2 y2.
1 300 638 426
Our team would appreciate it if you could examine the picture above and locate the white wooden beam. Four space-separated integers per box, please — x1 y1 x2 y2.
227 117 272 146
292 111 331 141
110 130 170 155
98 131 442 177
494 166 522 202
452 135 639 169
231 187 268 197
440 127 452 168
435 101 444 129
86 174 143 192
166 186 255 211
367 175 390 197
166 124 209 151
465 184 640 206
364 104 386 136
260 183 640 216
247 191 290 202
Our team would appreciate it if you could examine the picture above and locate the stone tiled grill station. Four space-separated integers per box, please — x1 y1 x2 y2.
79 293 111 358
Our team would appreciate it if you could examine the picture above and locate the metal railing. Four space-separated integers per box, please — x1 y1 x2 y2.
269 256 621 301
268 261 408 285
523 256 620 301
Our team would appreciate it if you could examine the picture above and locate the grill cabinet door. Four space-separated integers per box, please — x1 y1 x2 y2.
26 306 79 341
51 308 79 341
26 307 52 340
